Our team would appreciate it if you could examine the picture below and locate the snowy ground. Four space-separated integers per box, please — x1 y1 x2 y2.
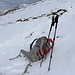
0 0 75 75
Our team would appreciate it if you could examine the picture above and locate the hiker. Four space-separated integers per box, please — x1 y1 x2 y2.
9 36 54 62
9 36 54 73
19 36 54 62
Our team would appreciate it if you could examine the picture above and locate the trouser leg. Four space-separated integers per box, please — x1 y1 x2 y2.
23 62 32 74
21 49 32 60
9 49 26 60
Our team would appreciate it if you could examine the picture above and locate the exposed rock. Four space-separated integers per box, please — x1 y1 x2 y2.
0 4 29 16
16 9 67 22
16 4 28 9
0 9 8 16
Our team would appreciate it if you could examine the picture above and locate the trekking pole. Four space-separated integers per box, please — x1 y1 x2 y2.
40 15 55 67
48 15 59 71
48 15 55 39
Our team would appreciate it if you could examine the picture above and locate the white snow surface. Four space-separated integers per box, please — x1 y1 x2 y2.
0 0 75 75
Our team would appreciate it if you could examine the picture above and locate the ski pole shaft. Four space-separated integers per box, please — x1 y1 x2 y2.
48 23 57 71
48 47 54 71
48 16 55 39
53 15 59 41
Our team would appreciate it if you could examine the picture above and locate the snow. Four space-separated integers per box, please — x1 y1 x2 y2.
0 0 75 75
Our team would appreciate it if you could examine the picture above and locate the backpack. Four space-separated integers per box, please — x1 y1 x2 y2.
30 36 54 61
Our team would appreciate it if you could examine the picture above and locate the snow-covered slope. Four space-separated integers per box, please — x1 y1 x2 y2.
0 0 75 75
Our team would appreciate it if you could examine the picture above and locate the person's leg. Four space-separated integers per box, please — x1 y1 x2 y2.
9 49 27 60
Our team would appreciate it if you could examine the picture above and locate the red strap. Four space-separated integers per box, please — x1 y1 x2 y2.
42 36 54 49
36 36 54 59
41 36 54 54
